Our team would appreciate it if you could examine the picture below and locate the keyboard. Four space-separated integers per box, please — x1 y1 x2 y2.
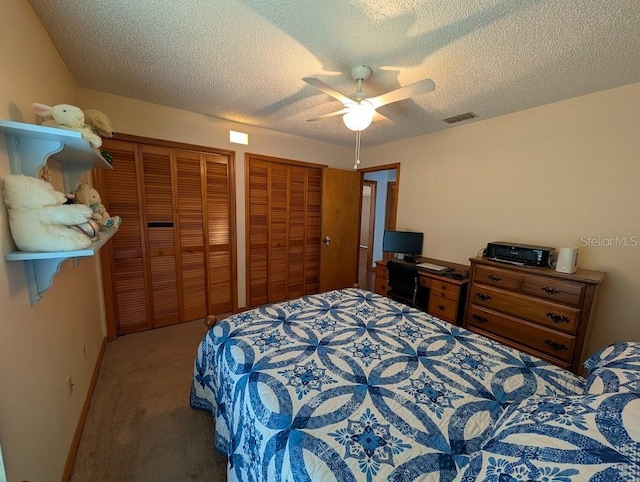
416 262 450 273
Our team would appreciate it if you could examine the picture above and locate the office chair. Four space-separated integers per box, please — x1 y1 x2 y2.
386 260 420 307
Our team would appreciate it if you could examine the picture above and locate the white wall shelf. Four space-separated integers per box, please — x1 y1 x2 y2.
0 119 116 305
0 119 112 192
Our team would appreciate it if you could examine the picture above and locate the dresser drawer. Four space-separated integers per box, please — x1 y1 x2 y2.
467 305 576 362
428 295 457 323
474 265 521 290
470 284 580 334
521 274 584 306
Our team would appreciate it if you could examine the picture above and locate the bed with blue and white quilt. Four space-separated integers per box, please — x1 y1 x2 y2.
190 288 640 481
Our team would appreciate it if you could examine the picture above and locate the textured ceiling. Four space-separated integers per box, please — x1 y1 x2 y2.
28 0 640 147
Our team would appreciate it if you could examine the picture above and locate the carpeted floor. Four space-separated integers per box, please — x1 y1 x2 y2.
70 319 227 481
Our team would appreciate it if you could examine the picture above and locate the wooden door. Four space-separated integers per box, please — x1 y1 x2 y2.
246 156 323 307
96 139 151 337
247 159 269 307
99 136 236 338
319 168 361 292
175 149 208 321
140 145 180 328
304 167 322 294
206 153 234 314
385 181 397 230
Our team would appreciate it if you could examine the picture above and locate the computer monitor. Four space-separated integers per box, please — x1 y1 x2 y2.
382 230 424 263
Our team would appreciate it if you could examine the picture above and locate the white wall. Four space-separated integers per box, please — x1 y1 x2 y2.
78 89 353 308
0 1 106 480
362 82 640 357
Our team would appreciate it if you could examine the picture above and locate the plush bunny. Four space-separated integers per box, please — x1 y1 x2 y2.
32 102 102 148
3 175 94 252
83 109 114 139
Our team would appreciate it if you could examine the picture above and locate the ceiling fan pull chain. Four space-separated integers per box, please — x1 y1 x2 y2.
354 130 361 169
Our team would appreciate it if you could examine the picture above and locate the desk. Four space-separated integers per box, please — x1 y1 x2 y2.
375 257 470 325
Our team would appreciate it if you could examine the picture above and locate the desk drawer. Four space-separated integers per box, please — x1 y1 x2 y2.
375 279 388 296
423 277 460 300
375 264 388 281
467 305 575 362
474 265 521 290
470 284 580 334
428 295 457 323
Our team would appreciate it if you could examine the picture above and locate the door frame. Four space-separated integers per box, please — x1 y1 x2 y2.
361 180 377 272
358 162 401 267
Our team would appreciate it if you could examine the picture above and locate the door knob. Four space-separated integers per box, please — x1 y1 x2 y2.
323 236 331 246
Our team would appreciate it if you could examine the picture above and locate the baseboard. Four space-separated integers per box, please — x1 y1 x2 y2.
61 337 107 481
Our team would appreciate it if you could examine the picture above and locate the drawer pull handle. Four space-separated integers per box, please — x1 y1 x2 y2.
545 339 568 351
546 312 571 324
438 304 446 311
472 314 488 323
542 286 561 295
475 292 492 301
488 274 502 282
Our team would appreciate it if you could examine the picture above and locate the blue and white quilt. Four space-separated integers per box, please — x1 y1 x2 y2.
190 288 585 481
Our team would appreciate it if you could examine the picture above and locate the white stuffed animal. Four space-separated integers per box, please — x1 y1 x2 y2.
3 175 94 252
32 103 103 148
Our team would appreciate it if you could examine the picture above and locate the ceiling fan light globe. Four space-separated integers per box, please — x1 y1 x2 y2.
343 101 374 131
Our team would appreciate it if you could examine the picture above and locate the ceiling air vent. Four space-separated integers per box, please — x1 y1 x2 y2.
443 112 477 124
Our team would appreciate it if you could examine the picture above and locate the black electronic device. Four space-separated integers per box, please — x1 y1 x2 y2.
485 241 555 267
382 230 424 263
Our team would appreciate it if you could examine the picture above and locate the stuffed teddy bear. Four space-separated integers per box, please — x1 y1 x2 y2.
83 109 114 139
2 175 94 252
74 183 122 230
32 102 102 148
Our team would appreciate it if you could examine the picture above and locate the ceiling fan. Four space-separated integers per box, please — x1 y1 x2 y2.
303 65 436 132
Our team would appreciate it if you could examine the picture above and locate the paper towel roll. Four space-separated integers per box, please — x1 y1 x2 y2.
556 246 579 274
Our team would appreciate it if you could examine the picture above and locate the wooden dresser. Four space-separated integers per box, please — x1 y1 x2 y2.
375 257 469 325
464 257 605 373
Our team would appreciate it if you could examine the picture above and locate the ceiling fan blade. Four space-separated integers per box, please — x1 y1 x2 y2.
303 77 352 105
367 78 435 109
372 111 391 123
306 108 348 122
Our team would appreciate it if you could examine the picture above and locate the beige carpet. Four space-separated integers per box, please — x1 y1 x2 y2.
71 319 227 481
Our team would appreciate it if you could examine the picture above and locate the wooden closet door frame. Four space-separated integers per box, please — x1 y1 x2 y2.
244 153 327 308
99 133 238 340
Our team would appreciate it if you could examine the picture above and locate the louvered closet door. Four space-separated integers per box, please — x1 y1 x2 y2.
175 149 207 321
247 158 323 307
140 145 179 327
248 160 269 307
206 154 233 314
305 167 322 294
287 166 305 298
269 163 288 303
98 140 150 335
